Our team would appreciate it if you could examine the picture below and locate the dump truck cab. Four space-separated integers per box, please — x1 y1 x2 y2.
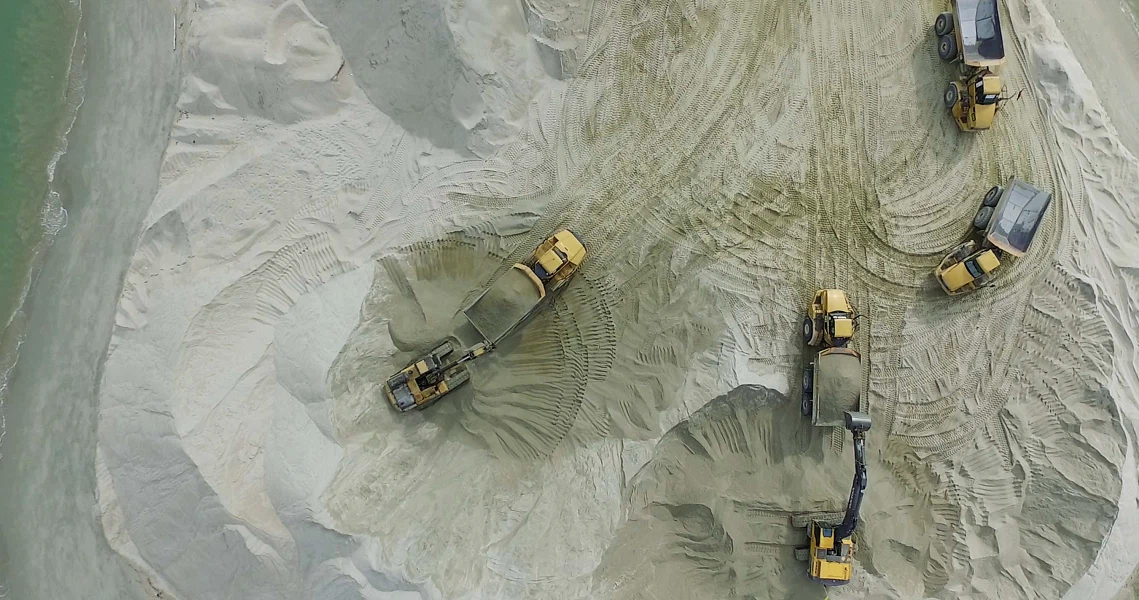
935 240 1001 295
532 230 587 283
935 0 1007 132
803 289 857 348
946 70 1003 131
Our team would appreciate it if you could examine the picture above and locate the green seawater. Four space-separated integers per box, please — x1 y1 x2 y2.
0 0 81 332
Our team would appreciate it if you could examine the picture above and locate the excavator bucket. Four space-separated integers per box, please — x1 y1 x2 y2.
791 511 846 529
844 411 871 432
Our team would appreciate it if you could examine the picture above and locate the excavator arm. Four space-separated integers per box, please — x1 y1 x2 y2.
833 411 871 545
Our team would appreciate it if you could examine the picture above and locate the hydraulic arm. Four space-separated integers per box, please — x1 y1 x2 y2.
832 411 871 547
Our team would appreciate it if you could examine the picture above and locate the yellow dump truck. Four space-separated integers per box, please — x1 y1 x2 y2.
383 230 587 411
935 179 1053 295
935 0 1008 131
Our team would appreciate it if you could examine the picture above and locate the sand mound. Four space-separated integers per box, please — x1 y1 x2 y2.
598 371 1122 600
93 0 1139 597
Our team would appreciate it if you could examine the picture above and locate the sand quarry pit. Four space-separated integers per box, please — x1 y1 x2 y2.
93 0 1139 598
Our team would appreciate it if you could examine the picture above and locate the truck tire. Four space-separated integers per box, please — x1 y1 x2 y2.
944 82 959 109
974 206 994 230
983 185 1002 207
938 34 958 61
934 12 954 36
802 316 820 346
801 368 814 417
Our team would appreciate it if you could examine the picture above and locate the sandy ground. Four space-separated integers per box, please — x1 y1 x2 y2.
1041 0 1139 157
91 0 1139 598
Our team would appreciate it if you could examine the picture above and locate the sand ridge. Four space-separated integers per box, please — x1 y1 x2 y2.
92 0 1139 597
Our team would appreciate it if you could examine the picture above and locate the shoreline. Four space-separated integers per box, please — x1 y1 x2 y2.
0 0 86 406
0 0 180 597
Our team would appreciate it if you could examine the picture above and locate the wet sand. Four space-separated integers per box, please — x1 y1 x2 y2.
0 0 180 598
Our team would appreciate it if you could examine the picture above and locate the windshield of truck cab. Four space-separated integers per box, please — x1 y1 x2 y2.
965 259 985 279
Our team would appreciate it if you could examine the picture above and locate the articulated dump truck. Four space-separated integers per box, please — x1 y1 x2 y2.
383 230 587 412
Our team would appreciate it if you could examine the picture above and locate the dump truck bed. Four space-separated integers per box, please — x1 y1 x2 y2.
984 179 1053 257
463 266 545 344
814 349 862 427
955 0 1005 67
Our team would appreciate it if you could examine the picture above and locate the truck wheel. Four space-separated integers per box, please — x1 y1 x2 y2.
801 368 814 417
938 34 958 61
802 316 820 346
974 206 994 230
944 82 960 109
934 12 954 36
983 185 1002 207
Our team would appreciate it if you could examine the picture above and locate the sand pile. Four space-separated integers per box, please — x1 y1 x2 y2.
95 0 1139 597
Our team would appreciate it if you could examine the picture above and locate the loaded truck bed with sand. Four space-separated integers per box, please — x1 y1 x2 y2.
464 230 586 346
801 347 862 427
463 264 552 345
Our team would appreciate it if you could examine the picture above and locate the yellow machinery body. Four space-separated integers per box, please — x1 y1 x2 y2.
935 240 1001 295
807 522 855 586
804 289 856 348
950 71 1003 132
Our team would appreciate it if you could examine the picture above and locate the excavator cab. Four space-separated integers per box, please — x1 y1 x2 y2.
382 341 490 412
796 411 871 586
807 524 855 585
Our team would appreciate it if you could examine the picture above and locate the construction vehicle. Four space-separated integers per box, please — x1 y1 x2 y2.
934 0 1011 131
802 289 857 348
382 230 587 412
383 341 492 411
934 178 1053 295
793 411 872 586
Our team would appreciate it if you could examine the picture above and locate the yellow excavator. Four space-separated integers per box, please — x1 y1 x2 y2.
794 411 872 586
382 341 492 411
